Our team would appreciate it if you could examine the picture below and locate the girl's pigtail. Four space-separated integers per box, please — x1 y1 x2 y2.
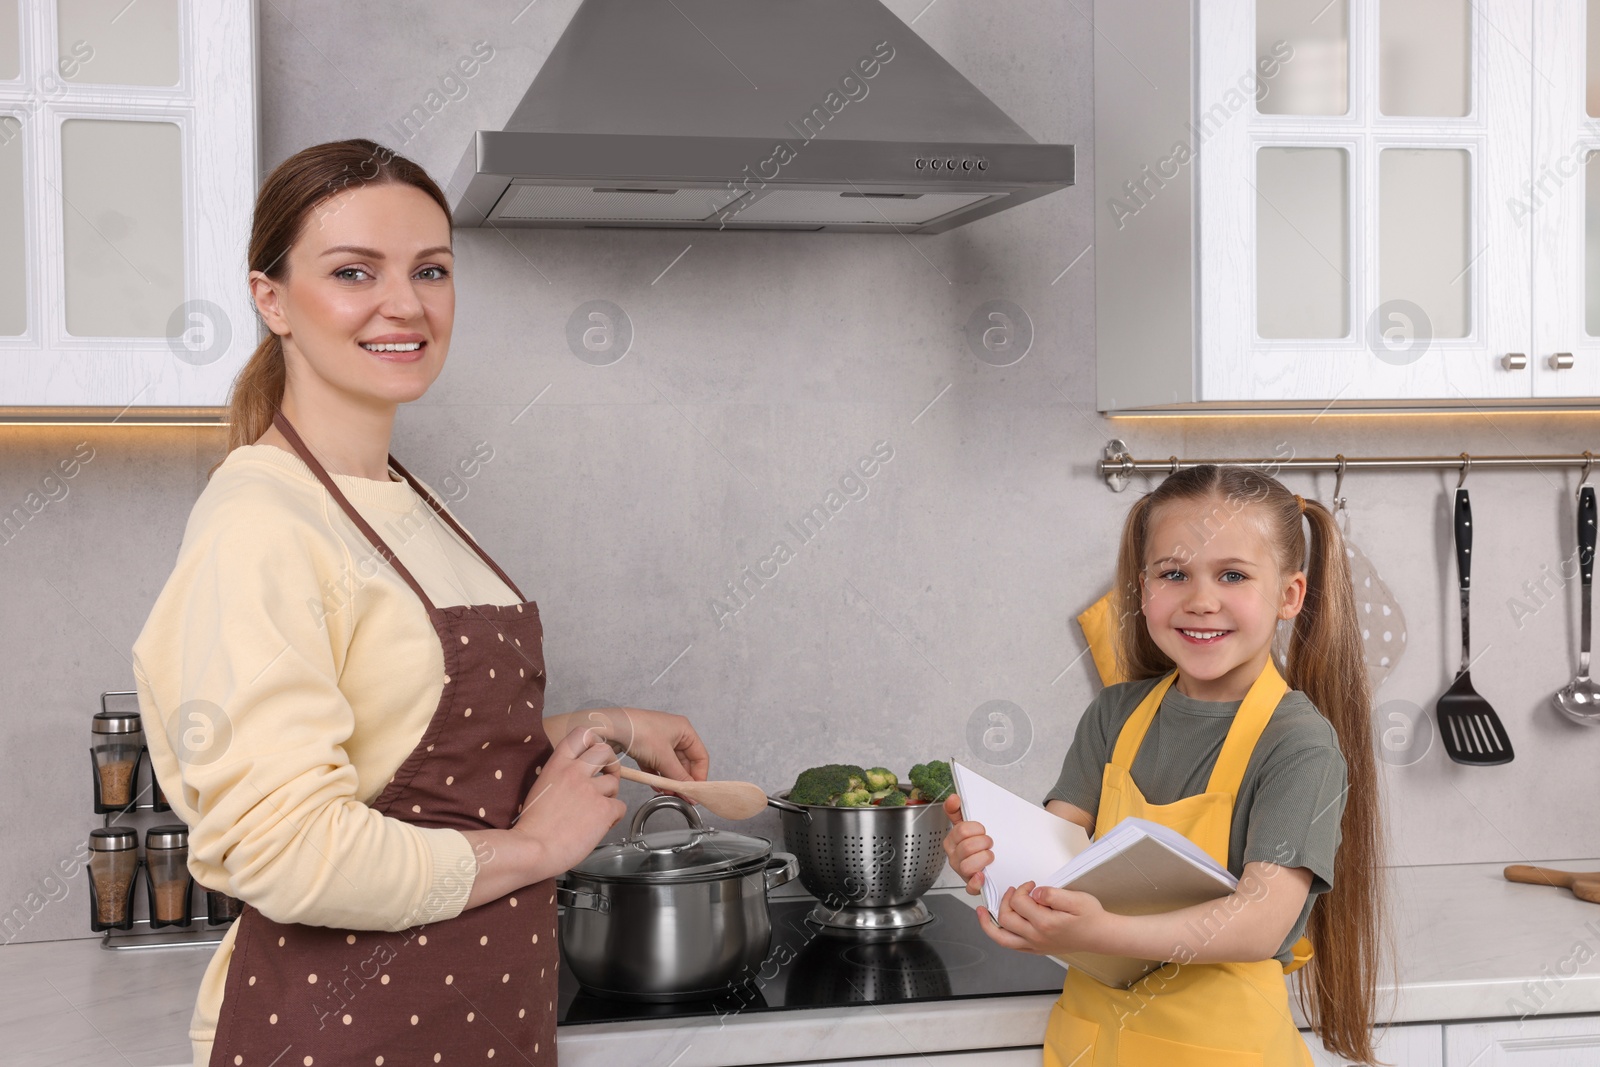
1286 499 1392 1065
1112 492 1175 682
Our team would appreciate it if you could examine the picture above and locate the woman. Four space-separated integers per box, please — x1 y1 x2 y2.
132 139 709 1067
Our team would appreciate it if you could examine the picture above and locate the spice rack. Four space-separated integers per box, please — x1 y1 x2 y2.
91 691 236 951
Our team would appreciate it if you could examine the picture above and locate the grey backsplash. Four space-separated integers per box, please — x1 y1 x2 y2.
2 0 1595 944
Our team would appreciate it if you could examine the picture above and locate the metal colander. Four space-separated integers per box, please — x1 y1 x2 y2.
773 791 950 930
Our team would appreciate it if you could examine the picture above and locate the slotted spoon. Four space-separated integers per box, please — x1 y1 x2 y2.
1436 486 1514 765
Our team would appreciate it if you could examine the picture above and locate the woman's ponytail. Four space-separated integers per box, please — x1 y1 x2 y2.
210 334 286 476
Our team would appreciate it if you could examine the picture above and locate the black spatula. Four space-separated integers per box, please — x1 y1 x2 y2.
1437 486 1514 765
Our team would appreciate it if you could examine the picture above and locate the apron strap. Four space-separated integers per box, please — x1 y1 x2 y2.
271 410 438 613
1110 660 1290 788
1203 658 1289 796
385 454 527 603
1109 672 1178 770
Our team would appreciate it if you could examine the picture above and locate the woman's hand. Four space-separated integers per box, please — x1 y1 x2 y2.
940 793 993 895
462 724 628 909
509 725 627 878
978 881 1122 957
554 706 710 783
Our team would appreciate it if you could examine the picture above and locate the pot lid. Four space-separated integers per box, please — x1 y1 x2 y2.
571 795 772 883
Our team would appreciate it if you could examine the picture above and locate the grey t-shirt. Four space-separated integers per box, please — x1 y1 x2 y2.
1044 676 1347 965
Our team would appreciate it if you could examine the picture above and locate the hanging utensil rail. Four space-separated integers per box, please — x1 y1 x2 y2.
1099 438 1597 493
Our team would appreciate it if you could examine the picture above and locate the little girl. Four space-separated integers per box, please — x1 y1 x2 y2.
944 464 1385 1065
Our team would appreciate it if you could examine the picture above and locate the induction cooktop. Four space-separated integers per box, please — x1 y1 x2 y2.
555 892 1068 1025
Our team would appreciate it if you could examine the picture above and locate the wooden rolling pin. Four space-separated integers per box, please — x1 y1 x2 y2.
1504 865 1600 903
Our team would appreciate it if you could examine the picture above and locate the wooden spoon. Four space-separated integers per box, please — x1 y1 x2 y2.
1504 865 1600 904
618 766 769 820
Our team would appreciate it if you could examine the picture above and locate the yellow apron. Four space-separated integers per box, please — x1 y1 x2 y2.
1043 660 1316 1067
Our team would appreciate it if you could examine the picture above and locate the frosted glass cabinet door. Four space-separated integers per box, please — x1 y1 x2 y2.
1379 148 1470 340
1258 0 1349 115
1590 0 1600 119
1199 0 1531 403
60 119 184 337
1587 152 1600 340
0 0 255 412
0 115 22 336
0 0 18 82
1256 146 1349 339
1532 0 1600 398
57 0 180 86
1379 0 1470 118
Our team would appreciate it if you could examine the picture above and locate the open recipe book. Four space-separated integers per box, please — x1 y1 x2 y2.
950 760 1238 988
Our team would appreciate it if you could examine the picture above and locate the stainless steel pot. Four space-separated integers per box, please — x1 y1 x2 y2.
557 794 799 1002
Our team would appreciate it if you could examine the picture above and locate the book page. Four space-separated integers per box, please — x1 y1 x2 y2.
951 761 1092 913
1050 817 1235 890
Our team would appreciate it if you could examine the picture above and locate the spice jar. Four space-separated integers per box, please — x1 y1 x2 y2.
91 708 143 813
87 828 139 931
144 825 193 928
206 888 244 925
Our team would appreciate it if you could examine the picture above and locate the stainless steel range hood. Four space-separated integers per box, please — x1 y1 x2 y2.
448 0 1073 233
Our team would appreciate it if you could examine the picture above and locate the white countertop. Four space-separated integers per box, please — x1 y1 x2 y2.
8 860 1600 1066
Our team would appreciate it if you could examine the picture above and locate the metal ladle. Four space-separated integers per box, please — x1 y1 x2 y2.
1555 458 1600 725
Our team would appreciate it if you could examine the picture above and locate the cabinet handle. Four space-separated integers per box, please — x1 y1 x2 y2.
1502 352 1528 370
1550 352 1575 370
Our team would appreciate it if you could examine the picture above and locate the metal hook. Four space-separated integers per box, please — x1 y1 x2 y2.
1581 450 1594 490
1331 455 1347 514
1457 452 1471 489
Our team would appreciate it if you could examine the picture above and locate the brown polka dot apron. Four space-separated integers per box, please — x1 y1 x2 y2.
207 411 559 1067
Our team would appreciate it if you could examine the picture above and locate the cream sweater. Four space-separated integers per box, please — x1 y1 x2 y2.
131 443 524 1064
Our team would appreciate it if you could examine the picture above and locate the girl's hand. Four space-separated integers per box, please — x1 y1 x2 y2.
563 706 711 783
940 793 993 895
978 881 1122 956
510 725 627 877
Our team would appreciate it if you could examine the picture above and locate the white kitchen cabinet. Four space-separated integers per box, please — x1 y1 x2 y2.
0 0 256 417
1531 0 1600 398
774 1026 1449 1067
783 1052 1041 1067
1445 1015 1600 1065
1093 0 1598 412
1304 1023 1442 1067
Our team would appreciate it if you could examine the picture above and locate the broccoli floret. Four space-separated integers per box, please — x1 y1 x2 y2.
876 789 908 807
908 760 954 804
864 767 898 792
836 787 873 807
790 764 868 806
